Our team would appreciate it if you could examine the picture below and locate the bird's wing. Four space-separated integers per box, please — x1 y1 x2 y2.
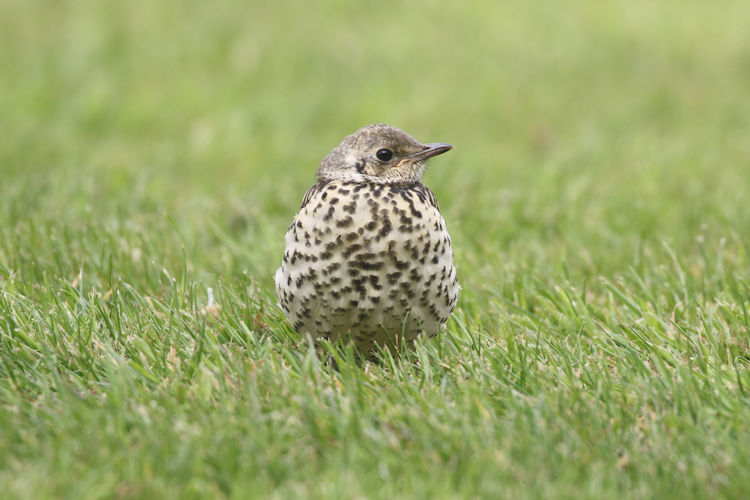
300 179 330 209
415 183 440 212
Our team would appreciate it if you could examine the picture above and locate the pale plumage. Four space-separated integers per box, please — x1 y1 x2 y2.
275 124 459 356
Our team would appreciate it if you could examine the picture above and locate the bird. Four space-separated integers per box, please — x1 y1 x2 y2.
275 124 459 358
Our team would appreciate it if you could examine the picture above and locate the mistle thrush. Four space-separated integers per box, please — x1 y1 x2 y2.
275 124 459 356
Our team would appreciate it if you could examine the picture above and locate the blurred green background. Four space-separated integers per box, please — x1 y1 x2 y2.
2 0 750 497
3 0 749 292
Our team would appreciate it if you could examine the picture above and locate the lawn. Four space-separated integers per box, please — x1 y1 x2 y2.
2 0 750 497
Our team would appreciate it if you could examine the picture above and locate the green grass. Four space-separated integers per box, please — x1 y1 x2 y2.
2 0 750 497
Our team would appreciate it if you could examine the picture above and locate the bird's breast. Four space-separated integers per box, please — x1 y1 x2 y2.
276 180 458 348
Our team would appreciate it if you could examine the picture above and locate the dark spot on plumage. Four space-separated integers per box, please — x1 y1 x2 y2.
379 220 392 238
324 262 341 274
345 231 358 242
321 251 332 260
429 304 441 320
387 271 402 285
394 258 410 270
343 243 362 258
324 206 335 222
369 275 382 290
387 240 397 255
342 200 356 214
348 259 384 271
365 221 377 231
352 278 367 295
336 216 353 228
321 192 328 200
330 197 339 205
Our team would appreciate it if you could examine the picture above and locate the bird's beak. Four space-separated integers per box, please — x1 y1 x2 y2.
398 143 453 166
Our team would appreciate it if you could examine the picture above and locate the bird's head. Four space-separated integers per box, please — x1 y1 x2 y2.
316 124 452 184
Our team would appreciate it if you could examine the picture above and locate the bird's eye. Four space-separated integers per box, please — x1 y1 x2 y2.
376 148 393 162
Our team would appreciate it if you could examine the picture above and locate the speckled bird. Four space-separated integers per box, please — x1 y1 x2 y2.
275 124 459 357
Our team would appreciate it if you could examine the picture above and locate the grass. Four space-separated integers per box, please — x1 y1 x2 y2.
1 0 750 497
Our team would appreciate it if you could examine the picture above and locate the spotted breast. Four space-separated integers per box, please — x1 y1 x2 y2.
275 124 459 356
